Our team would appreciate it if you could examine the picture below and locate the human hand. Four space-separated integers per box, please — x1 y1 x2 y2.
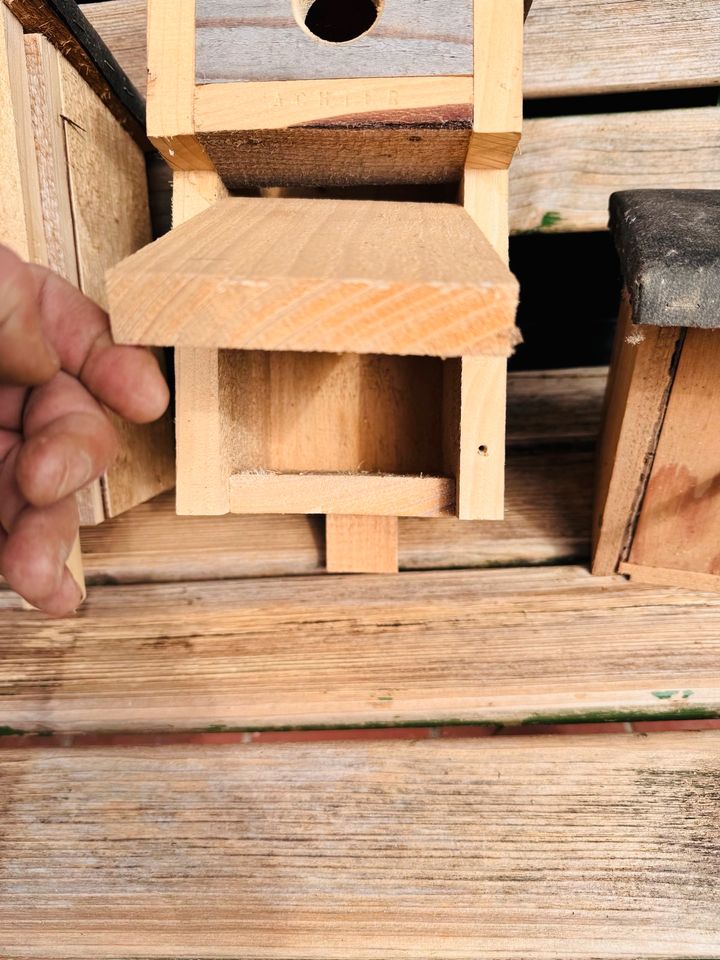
0 245 169 616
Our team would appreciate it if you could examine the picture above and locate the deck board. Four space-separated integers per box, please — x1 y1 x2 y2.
1 732 719 957
2 565 719 734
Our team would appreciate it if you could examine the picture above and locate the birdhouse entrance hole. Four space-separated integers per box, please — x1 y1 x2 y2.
293 0 382 43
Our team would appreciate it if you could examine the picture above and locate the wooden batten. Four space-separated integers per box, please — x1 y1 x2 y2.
228 473 456 518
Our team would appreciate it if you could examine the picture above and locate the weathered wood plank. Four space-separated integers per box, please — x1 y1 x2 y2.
524 0 720 98
2 564 719 734
510 106 720 234
194 0 474 83
83 0 720 101
2 733 720 956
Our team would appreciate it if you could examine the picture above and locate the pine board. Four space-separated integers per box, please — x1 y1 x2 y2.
2 564 720 734
1 733 720 956
83 0 720 100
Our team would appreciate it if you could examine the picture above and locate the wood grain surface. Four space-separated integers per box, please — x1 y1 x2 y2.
195 0 473 83
107 197 519 356
2 733 720 956
511 106 720 234
83 0 720 101
2 564 720 733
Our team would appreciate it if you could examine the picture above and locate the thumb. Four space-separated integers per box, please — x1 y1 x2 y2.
0 245 60 386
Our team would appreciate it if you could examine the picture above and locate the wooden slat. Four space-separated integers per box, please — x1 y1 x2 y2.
228 473 456 518
82 0 720 101
3 564 720 734
510 106 720 234
524 0 720 98
2 733 720 957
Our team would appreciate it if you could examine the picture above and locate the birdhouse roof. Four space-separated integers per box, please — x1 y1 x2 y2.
106 197 520 358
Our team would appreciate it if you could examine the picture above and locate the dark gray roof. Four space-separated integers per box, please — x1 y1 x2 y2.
610 190 720 329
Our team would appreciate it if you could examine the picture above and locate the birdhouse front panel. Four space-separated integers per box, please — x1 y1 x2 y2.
147 0 522 186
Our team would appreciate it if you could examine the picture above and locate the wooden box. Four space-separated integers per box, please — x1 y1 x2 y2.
594 189 720 591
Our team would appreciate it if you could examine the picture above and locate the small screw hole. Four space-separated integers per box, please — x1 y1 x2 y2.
300 0 381 43
478 445 489 456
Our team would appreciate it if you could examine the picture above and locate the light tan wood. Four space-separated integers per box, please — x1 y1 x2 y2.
2 563 720 733
592 294 682 576
84 0 720 103
2 731 719 950
455 168 514 520
524 0 720 98
627 329 720 583
326 515 399 574
3 733 720 954
108 196 519 357
229 473 454 518
172 170 230 516
146 0 213 169
511 107 720 234
193 75 473 132
471 0 523 168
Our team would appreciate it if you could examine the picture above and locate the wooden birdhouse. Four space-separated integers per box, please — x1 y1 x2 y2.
107 0 525 573
594 190 720 591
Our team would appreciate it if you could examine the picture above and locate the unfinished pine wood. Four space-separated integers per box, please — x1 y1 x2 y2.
592 295 682 576
195 0 473 83
108 197 519 356
470 0 523 170
2 565 720 733
524 0 720 98
627 329 720 583
326 514 399 574
3 733 720 955
620 562 720 593
84 0 720 102
172 170 230 516
146 0 213 169
229 473 455 517
510 107 720 234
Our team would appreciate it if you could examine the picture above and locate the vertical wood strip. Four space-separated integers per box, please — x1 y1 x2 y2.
592 292 682 576
147 0 213 169
326 515 399 574
173 170 230 515
455 168 512 520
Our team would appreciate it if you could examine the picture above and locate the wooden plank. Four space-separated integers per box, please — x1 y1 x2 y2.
228 473 455 518
524 0 720 98
107 196 519 356
83 0 720 103
2 733 720 955
627 329 720 582
510 107 720 234
4 0 145 144
592 295 681 576
4 563 720 733
326 515 399 574
194 0 473 83
621 562 720 593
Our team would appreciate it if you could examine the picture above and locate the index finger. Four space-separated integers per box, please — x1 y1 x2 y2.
30 263 170 424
